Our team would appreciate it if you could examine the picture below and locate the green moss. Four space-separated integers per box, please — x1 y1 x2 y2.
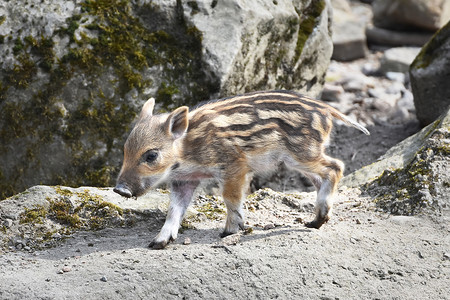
366 144 439 215
4 54 37 88
187 1 199 15
54 186 74 197
13 38 24 55
411 21 450 70
20 205 47 224
50 188 124 231
196 199 226 221
49 199 82 228
294 0 325 61
156 82 180 108
0 15 5 26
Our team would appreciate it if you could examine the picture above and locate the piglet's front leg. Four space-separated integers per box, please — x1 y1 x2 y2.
149 180 199 249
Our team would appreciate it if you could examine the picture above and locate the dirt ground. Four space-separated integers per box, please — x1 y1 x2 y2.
1 186 449 299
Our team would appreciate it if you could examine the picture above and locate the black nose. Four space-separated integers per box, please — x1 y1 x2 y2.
113 184 133 198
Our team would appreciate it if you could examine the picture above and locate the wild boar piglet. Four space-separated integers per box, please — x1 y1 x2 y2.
114 90 370 249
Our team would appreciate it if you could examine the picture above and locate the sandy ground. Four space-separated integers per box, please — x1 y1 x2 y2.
1 186 449 300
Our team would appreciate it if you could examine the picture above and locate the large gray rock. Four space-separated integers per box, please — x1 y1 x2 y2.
0 185 179 250
366 24 434 47
410 21 450 126
341 107 450 215
372 0 450 32
0 0 333 199
187 0 333 96
331 0 369 61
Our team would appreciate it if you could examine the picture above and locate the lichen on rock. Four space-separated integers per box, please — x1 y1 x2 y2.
364 117 450 216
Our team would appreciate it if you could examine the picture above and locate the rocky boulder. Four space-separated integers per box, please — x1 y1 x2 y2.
410 21 450 126
372 0 450 32
330 0 370 61
341 107 450 215
366 0 450 47
186 0 333 96
0 0 333 199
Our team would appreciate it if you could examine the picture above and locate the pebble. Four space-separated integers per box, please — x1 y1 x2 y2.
386 72 406 83
349 237 359 244
321 84 345 102
3 218 13 228
62 266 72 272
183 237 191 245
15 241 23 250
264 223 275 230
100 276 108 282
443 253 450 261
221 233 241 246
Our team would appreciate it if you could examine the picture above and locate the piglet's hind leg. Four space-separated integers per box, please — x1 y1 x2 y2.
220 166 249 238
305 155 344 229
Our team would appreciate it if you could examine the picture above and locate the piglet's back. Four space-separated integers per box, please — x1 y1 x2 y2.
181 90 337 165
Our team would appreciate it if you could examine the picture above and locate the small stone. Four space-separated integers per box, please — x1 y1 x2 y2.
62 266 71 272
368 88 386 99
264 223 275 230
57 270 64 274
362 62 376 75
385 72 405 83
443 253 450 261
321 84 345 102
3 218 13 228
355 219 361 224
221 233 241 246
100 276 108 282
243 227 253 235
183 237 191 245
349 237 359 244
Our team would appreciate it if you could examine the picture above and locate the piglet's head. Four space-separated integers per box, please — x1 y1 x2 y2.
114 98 189 198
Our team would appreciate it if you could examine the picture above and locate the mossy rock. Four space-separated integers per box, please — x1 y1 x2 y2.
0 0 219 199
0 0 332 199
341 108 450 216
0 185 174 250
410 20 450 126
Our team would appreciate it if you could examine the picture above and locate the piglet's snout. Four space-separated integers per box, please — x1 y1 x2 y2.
113 183 133 198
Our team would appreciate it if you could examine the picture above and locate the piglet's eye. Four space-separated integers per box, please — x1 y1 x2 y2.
144 150 158 164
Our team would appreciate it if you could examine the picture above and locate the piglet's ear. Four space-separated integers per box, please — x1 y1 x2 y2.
166 106 189 139
139 98 155 120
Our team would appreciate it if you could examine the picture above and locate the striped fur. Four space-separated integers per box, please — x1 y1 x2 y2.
114 90 370 249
